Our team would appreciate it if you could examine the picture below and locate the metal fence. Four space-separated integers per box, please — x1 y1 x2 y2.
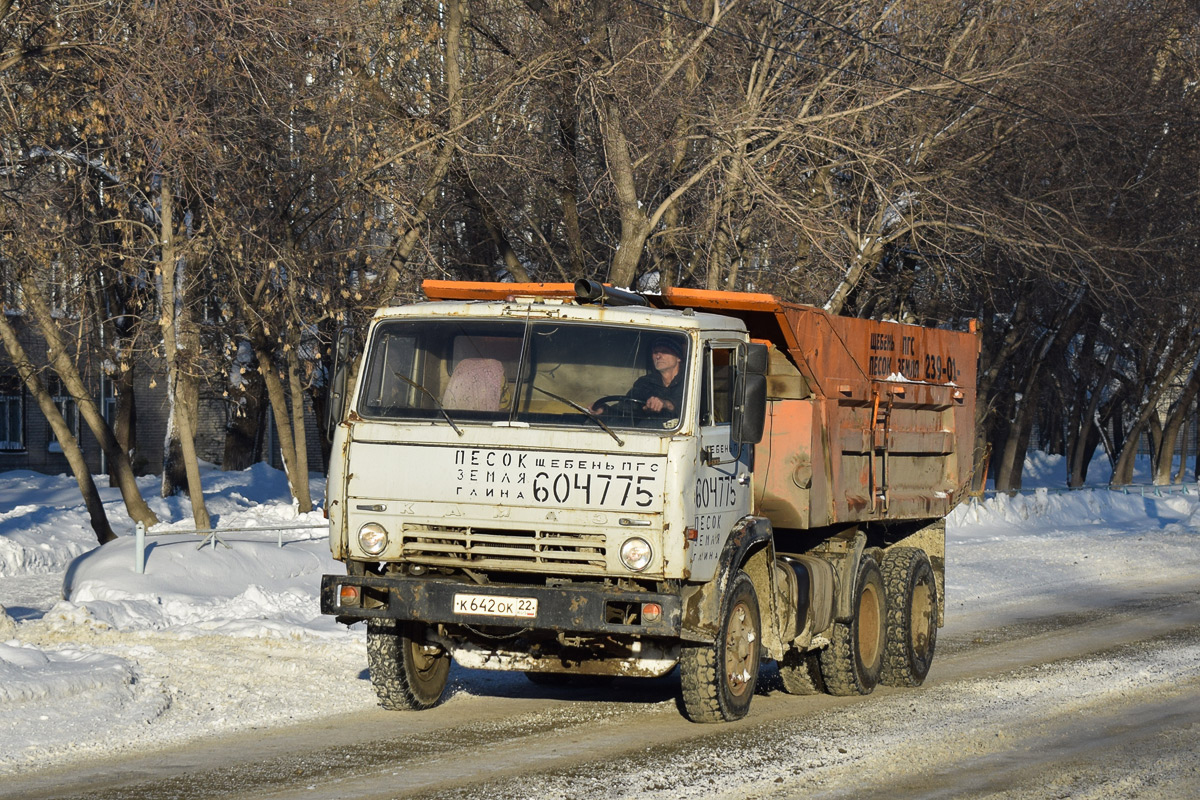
970 481 1195 501
132 521 328 574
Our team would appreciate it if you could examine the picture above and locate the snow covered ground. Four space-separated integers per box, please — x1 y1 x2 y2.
0 464 376 773
1 454 1199 781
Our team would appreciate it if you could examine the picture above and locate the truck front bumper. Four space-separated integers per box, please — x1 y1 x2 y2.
321 573 683 638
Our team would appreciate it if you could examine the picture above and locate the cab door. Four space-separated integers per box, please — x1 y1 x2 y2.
689 341 754 581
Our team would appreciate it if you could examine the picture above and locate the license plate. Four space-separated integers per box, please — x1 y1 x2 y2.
452 593 538 619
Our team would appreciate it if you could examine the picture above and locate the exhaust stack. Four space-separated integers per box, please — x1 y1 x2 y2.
574 279 649 307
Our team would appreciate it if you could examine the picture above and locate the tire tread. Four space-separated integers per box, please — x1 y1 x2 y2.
815 555 884 697
366 621 449 710
778 648 822 695
678 571 760 723
879 547 938 688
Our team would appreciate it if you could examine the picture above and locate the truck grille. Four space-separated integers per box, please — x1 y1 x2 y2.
398 525 608 573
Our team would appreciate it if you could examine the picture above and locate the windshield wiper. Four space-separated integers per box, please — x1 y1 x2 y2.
531 385 624 446
392 372 463 436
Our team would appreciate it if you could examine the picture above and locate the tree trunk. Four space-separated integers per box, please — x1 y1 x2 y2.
1070 418 1103 486
285 345 313 512
162 368 199 495
1174 419 1189 484
222 347 266 471
108 364 138 486
230 261 314 510
1146 415 1164 481
161 432 187 495
555 87 587 277
994 299 1085 492
1068 345 1116 487
970 297 1031 491
254 339 307 508
1111 426 1142 486
157 179 210 530
1194 407 1200 482
0 313 115 544
1043 401 1066 455
277 244 314 512
15 269 158 527
92 256 145 488
380 0 463 303
462 173 530 281
655 116 691 289
707 143 747 291
824 238 884 317
1111 341 1199 487
1153 361 1200 484
995 384 1040 493
602 97 652 288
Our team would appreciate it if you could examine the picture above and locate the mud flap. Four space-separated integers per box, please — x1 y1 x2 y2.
681 516 778 652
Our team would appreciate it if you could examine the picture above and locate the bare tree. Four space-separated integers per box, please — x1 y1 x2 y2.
27 273 160 524
0 307 115 544
156 179 210 529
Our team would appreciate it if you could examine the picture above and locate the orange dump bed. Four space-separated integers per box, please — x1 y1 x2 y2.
422 280 980 528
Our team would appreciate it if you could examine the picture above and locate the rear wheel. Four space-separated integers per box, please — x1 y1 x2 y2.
680 570 761 722
879 547 938 687
778 647 823 695
366 621 450 710
817 555 885 696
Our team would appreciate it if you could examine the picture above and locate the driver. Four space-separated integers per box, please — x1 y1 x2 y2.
595 337 685 418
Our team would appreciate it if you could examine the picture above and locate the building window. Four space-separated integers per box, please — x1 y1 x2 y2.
102 377 116 426
48 260 84 318
46 375 79 453
0 279 21 312
0 375 23 451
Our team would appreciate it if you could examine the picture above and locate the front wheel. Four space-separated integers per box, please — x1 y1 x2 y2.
679 570 761 723
366 621 450 710
817 554 885 696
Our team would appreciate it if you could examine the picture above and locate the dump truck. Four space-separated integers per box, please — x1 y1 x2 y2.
321 279 979 722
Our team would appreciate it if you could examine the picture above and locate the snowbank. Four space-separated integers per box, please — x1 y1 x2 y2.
0 463 372 772
947 482 1199 632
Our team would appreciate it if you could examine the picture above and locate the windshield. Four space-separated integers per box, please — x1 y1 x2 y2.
356 318 690 432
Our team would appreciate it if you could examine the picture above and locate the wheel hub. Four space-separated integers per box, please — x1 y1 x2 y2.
858 583 882 668
725 602 757 697
911 580 934 658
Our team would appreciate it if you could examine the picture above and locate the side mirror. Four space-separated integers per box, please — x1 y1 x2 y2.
732 343 768 444
744 342 769 375
732 374 766 444
325 327 354 432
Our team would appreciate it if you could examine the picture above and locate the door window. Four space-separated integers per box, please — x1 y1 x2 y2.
701 346 735 427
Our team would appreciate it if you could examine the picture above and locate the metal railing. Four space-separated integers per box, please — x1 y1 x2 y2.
133 520 328 574
969 481 1196 500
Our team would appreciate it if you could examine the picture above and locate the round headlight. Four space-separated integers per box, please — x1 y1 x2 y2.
619 537 653 572
357 522 389 555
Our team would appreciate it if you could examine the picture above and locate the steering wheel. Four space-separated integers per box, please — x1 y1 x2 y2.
592 394 646 419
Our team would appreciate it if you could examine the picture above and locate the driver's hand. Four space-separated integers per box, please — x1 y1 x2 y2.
591 403 605 415
644 396 671 413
